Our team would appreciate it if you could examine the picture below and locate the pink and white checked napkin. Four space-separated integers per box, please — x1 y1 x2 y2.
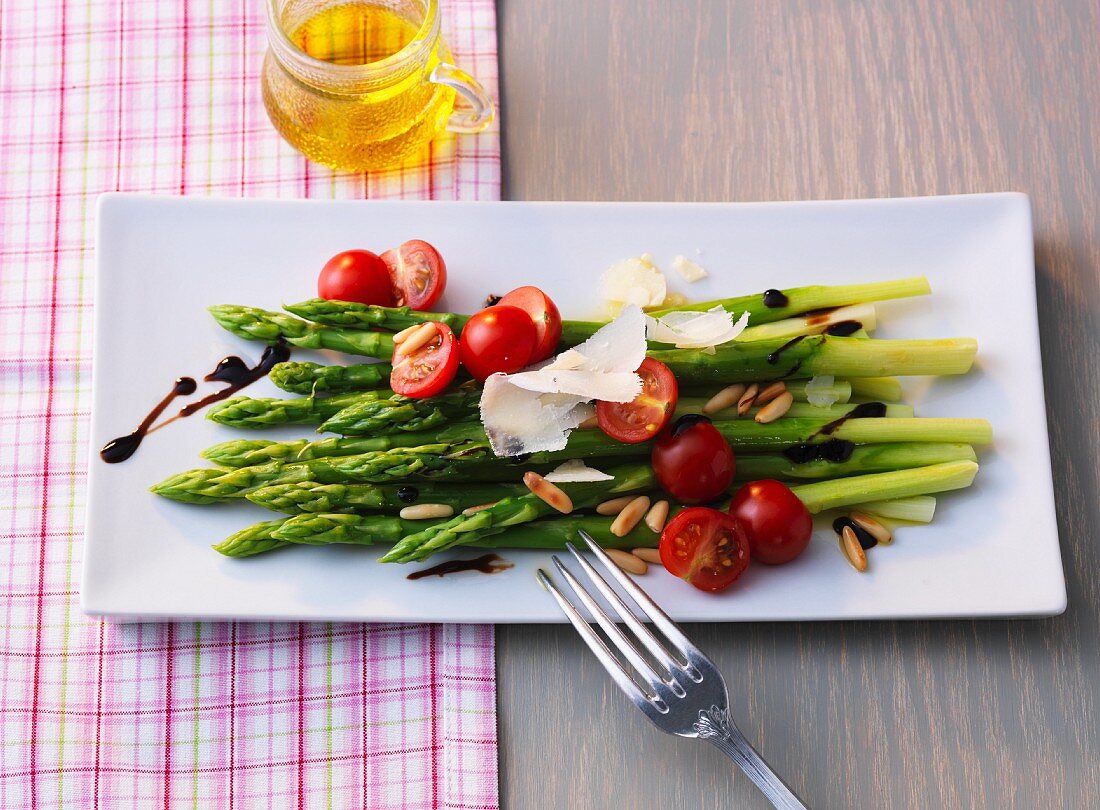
0 1 500 807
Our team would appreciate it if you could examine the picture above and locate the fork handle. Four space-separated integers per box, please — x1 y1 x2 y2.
696 707 808 809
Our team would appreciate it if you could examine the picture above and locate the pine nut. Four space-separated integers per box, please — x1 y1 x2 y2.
392 324 420 344
461 501 498 516
605 548 648 575
596 495 635 515
702 384 747 415
523 471 573 513
399 503 454 520
755 381 788 405
736 383 759 416
851 511 893 545
631 547 663 565
393 322 438 357
578 414 600 429
610 495 651 537
840 525 868 572
754 390 794 423
644 499 670 533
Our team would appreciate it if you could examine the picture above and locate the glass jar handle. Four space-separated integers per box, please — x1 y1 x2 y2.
430 63 494 134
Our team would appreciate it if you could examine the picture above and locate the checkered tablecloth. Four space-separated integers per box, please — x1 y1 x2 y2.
0 1 500 807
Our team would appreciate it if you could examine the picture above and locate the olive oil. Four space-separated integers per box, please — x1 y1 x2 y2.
262 2 457 170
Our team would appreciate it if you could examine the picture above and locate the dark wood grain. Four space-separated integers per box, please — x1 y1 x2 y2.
495 1 1100 807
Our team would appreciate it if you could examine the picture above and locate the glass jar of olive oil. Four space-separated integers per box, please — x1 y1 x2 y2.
262 0 493 171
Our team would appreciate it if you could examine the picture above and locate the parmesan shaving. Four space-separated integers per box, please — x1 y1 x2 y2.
599 255 667 311
805 375 839 407
479 306 648 456
672 254 708 282
544 459 615 483
646 306 750 349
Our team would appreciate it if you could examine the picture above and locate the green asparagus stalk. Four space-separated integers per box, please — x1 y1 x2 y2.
320 390 483 435
735 442 975 481
704 402 913 420
650 335 978 383
218 512 660 558
285 278 929 345
208 304 395 358
648 276 932 324
855 496 937 524
790 460 978 513
732 303 877 342
211 518 291 557
269 360 392 395
380 464 657 563
206 390 387 429
680 378 852 404
202 439 310 468
284 299 469 331
246 480 527 515
849 377 904 402
206 422 487 468
156 416 990 501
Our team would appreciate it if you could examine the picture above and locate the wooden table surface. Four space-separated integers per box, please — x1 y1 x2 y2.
495 1 1100 806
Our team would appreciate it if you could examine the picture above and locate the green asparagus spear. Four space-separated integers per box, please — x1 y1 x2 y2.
849 377 904 402
790 460 979 513
285 278 930 345
320 390 483 435
156 415 990 502
296 421 489 460
218 512 660 558
208 305 395 358
380 464 657 563
733 442 975 480
206 423 486 468
246 480 527 514
679 379 853 404
649 276 931 323
284 299 469 331
650 335 978 383
205 390 387 429
202 439 310 468
269 360 392 395
211 518 292 557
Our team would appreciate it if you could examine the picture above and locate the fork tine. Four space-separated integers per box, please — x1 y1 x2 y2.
535 568 656 709
564 542 691 687
577 531 704 678
552 556 679 698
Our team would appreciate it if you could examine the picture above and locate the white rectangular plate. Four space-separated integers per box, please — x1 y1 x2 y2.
83 193 1065 622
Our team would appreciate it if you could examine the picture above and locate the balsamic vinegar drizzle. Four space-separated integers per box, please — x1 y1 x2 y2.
816 401 888 436
397 486 420 503
179 342 291 417
781 402 889 466
825 320 862 336
99 377 197 463
766 335 806 364
406 553 513 580
100 341 290 464
782 438 856 464
762 289 789 308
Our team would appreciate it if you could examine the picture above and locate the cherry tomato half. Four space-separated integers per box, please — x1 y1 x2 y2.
497 286 563 361
650 415 734 503
317 249 395 307
597 358 678 444
728 480 813 565
459 305 538 380
390 322 460 398
659 507 751 592
381 239 447 310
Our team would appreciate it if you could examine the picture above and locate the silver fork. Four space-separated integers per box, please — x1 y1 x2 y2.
537 532 808 810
